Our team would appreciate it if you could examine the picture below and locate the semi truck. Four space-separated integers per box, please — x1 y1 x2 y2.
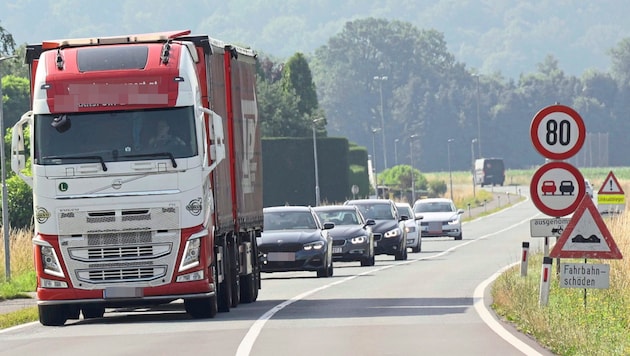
10 30 263 326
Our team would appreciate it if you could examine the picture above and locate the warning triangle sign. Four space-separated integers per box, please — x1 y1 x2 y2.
598 171 625 195
550 195 623 259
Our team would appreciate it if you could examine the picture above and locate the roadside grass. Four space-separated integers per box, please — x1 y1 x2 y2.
492 181 630 356
1 228 37 299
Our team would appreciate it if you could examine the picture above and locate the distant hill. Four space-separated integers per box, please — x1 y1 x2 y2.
2 0 629 79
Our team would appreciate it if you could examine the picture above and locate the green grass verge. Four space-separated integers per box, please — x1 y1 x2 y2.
0 306 38 329
492 253 630 356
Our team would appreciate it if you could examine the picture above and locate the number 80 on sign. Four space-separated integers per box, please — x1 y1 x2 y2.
530 104 586 160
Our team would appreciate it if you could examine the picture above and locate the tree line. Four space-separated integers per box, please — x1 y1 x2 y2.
4 18 630 226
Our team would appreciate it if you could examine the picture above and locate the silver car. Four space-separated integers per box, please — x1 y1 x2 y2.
396 202 421 253
413 198 464 240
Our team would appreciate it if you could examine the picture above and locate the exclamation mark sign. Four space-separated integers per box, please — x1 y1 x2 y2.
610 180 613 191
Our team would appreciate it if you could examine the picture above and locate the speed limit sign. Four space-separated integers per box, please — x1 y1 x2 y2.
530 104 585 160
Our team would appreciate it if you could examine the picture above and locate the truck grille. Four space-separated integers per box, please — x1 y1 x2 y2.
77 265 167 283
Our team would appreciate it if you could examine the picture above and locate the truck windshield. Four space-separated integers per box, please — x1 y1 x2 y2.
34 107 197 165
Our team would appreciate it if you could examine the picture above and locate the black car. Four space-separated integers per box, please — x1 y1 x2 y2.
313 205 376 266
343 199 408 260
259 206 334 277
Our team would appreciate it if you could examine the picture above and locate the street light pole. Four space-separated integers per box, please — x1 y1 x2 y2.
371 128 380 198
374 76 388 169
475 74 482 158
394 138 399 166
312 118 324 206
471 138 477 198
1 55 17 281
447 138 455 201
410 134 418 203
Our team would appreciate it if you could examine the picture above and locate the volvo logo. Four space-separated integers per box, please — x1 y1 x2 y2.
36 206 51 224
112 179 123 190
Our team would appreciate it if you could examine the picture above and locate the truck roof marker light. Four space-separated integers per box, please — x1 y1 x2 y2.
55 49 64 70
161 41 171 64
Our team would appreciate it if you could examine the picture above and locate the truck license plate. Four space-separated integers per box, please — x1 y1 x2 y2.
104 287 143 299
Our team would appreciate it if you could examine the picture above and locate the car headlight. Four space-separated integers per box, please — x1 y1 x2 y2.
350 236 367 244
383 228 401 238
303 240 325 250
447 217 460 225
405 225 416 233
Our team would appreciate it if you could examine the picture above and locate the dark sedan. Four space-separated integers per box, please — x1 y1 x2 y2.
313 205 376 266
259 206 334 278
343 199 408 260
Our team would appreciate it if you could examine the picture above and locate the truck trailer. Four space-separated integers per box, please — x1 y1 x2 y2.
10 30 263 326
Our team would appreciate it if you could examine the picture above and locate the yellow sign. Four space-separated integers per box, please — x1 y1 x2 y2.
598 194 626 205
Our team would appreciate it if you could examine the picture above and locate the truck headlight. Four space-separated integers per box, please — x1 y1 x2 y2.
179 236 201 272
40 245 65 278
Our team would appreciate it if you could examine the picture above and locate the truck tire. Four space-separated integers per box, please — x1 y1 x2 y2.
217 244 232 313
81 305 105 319
185 295 218 319
39 304 68 326
240 273 257 303
229 242 240 308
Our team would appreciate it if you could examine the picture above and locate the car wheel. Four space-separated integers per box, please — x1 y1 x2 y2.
361 254 375 266
454 232 463 240
394 246 407 260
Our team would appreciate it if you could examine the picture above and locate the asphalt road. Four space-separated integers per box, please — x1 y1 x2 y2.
0 186 556 356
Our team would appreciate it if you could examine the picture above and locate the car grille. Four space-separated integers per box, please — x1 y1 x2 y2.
259 242 303 253
373 233 382 241
332 240 346 246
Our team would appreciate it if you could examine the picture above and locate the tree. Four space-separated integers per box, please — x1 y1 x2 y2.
609 37 630 87
2 75 30 128
282 53 318 117
0 21 16 56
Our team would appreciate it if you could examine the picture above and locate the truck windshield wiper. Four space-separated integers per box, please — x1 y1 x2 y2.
121 152 178 168
41 155 108 171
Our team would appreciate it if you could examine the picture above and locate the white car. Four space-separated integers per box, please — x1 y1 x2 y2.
413 198 464 240
396 202 421 253
584 179 594 198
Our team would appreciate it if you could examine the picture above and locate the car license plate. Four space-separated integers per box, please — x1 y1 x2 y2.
267 252 295 262
428 222 443 233
332 247 342 254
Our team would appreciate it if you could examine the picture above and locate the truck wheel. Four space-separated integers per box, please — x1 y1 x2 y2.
39 304 68 326
185 295 218 319
217 245 232 313
67 304 81 320
229 243 240 308
240 273 257 303
81 305 105 319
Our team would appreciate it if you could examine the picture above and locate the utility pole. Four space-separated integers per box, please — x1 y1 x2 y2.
374 76 388 169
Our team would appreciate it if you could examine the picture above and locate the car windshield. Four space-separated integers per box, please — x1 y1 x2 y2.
414 202 454 213
316 210 359 225
355 204 394 220
264 211 317 230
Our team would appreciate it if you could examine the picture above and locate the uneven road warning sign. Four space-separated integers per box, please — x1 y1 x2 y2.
550 195 623 259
